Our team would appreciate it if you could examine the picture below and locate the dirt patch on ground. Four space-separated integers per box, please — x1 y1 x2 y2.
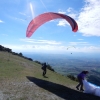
0 78 65 100
0 77 100 100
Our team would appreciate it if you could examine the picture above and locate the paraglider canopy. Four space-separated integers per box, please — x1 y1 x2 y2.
26 12 78 37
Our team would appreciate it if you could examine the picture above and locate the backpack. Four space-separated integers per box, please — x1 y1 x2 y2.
41 65 44 70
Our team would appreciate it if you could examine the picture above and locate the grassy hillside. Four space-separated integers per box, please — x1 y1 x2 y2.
0 51 100 100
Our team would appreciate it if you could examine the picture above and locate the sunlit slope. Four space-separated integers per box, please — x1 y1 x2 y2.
0 51 77 85
0 51 100 100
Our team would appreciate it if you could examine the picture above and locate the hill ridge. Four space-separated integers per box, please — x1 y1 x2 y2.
0 51 100 100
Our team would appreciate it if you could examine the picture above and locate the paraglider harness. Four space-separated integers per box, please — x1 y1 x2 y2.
41 65 44 70
41 63 47 71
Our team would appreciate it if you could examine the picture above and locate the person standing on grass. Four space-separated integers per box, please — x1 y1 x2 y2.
42 62 47 77
76 71 89 91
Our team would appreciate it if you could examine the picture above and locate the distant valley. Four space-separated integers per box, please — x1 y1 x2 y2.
23 53 100 86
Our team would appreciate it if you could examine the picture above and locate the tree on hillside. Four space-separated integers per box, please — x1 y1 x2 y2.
0 45 12 52
19 52 23 56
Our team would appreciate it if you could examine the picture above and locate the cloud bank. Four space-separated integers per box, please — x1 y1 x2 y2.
58 0 100 37
77 0 100 36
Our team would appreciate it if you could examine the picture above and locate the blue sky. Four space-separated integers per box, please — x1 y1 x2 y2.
0 0 100 54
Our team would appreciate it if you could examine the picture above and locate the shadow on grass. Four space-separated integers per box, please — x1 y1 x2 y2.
26 76 100 100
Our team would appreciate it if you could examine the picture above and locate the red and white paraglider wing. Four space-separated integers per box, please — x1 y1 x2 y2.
26 12 78 37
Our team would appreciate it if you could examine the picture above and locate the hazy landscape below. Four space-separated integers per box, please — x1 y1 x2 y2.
23 52 100 86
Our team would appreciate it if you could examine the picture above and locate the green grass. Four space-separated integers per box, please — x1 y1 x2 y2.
0 51 78 84
0 51 100 100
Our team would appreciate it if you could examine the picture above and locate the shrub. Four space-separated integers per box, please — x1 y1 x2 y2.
47 64 55 72
67 74 78 81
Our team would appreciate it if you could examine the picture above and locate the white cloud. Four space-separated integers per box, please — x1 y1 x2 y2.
19 12 26 16
57 19 68 26
20 38 62 45
67 7 73 13
8 15 27 22
0 20 4 23
58 11 66 14
77 0 100 36
57 8 77 27
76 46 100 52
57 0 100 36
3 44 100 53
66 7 77 19
69 42 89 46
15 17 26 21
68 13 77 19
2 44 67 53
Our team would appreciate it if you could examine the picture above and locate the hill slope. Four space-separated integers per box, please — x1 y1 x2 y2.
0 51 100 100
